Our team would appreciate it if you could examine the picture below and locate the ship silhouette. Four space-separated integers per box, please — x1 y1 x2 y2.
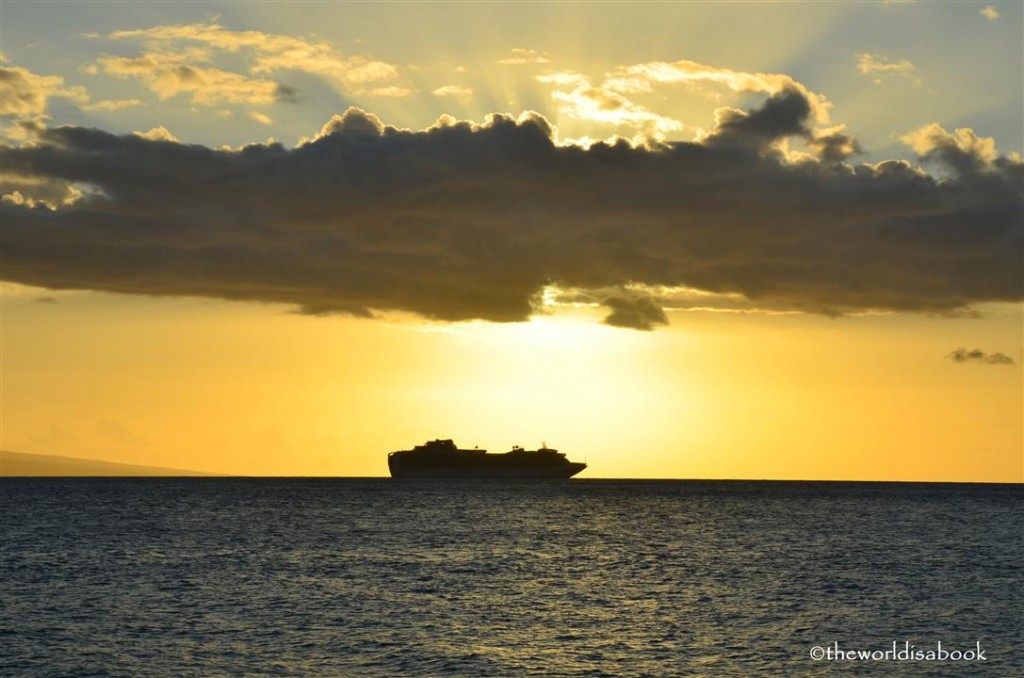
388 439 587 479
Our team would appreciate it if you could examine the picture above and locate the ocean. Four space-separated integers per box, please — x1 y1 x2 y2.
2 479 1020 676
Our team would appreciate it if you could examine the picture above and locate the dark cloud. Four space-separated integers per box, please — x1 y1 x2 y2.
705 87 813 151
273 83 300 104
552 287 669 330
32 296 58 303
601 293 669 331
946 348 1016 365
2 90 1021 328
810 129 862 164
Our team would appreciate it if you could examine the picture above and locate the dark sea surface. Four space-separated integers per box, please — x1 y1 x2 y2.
1 479 1021 677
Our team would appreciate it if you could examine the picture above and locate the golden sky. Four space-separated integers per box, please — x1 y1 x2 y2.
2 2 1021 480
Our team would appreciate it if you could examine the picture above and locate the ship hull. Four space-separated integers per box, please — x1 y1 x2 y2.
387 439 587 479
389 462 586 479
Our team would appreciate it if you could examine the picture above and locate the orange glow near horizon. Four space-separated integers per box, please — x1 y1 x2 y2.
3 286 1020 482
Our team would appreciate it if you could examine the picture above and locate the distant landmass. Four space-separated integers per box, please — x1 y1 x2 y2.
1 451 220 477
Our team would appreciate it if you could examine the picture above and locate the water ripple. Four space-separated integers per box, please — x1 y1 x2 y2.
2 479 1020 676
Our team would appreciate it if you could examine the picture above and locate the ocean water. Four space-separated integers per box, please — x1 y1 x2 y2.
1 479 1020 677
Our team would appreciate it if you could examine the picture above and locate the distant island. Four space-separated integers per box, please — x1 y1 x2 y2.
1 451 219 477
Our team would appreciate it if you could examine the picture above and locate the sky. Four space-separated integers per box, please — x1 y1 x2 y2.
2 1 1021 481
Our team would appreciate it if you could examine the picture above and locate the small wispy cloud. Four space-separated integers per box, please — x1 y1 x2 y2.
368 85 413 98
857 53 922 86
432 84 473 103
85 22 403 107
0 63 89 116
90 53 286 106
947 348 1016 365
104 23 399 89
248 111 273 125
498 48 550 65
980 6 1000 20
132 126 179 142
82 98 144 112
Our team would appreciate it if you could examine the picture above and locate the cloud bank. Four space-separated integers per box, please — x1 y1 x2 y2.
2 88 1022 329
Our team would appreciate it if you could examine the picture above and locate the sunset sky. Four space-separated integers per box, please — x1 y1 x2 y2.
2 1 1021 481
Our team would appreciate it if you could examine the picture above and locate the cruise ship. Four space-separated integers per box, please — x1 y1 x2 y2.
387 439 587 479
